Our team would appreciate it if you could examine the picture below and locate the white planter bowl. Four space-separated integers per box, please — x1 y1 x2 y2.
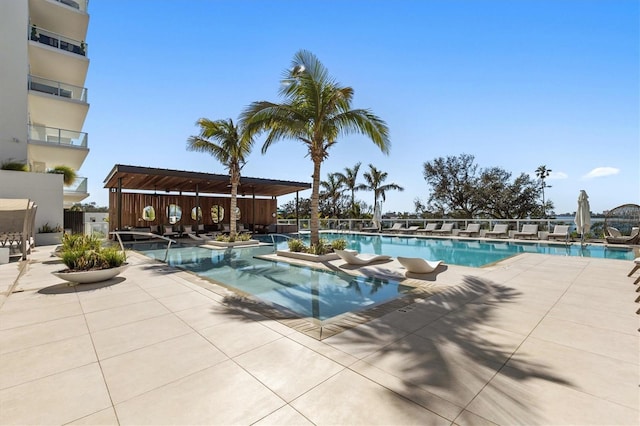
52 264 128 284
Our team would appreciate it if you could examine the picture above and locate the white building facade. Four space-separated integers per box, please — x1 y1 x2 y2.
0 0 90 212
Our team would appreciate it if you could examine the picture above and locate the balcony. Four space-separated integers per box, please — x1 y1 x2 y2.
64 176 89 206
28 26 89 87
27 125 89 171
28 75 89 131
28 125 87 147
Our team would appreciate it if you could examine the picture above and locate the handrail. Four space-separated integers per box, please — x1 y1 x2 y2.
269 233 294 252
109 231 176 262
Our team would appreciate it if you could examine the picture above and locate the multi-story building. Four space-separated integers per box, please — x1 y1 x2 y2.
0 0 90 210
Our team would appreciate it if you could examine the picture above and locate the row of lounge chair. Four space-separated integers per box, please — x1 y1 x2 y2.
378 223 580 241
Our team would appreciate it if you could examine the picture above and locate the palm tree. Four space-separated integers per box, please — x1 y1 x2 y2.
535 165 552 217
241 50 390 245
187 118 253 238
320 173 345 218
334 162 366 218
362 164 404 211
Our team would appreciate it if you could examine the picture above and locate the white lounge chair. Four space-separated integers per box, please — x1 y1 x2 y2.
382 223 405 233
399 225 420 234
417 223 439 234
334 249 392 265
432 223 454 236
513 224 539 240
397 257 443 274
485 224 509 238
458 223 481 237
547 225 570 241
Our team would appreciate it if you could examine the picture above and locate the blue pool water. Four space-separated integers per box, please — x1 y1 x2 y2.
137 243 413 321
293 233 635 267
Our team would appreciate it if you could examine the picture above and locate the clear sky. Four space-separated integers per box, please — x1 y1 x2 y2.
82 0 639 215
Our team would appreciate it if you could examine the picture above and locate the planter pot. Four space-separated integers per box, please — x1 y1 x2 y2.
36 232 63 246
207 239 260 248
52 264 128 284
276 250 339 262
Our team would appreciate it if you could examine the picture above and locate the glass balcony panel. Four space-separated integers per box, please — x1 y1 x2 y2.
28 75 88 102
28 125 88 148
65 177 87 193
30 25 87 56
54 0 89 13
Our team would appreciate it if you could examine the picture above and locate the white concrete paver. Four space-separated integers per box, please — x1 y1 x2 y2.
0 246 638 425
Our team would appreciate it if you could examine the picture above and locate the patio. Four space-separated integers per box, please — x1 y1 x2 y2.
0 245 638 425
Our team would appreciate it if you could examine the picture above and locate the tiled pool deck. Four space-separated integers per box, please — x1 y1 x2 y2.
0 245 638 425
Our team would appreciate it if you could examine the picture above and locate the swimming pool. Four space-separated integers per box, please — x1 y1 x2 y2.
137 243 414 321
290 233 635 267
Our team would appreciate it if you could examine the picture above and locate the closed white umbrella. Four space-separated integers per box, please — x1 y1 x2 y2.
574 190 591 242
373 202 382 232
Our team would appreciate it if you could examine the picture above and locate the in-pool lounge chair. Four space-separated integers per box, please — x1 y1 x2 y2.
513 224 539 240
334 249 392 265
605 226 640 245
382 223 405 233
432 223 454 236
417 223 439 235
485 224 509 238
458 223 481 237
397 257 443 274
547 225 570 241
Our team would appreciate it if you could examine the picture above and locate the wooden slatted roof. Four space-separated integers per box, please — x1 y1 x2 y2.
103 165 311 197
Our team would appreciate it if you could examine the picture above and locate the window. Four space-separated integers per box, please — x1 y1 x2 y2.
142 206 155 221
167 204 182 224
211 205 224 223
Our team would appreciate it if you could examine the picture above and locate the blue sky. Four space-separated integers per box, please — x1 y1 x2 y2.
82 0 639 214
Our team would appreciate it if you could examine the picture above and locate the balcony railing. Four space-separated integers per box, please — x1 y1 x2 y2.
28 124 88 148
65 177 88 193
53 0 89 13
29 25 87 56
28 75 88 102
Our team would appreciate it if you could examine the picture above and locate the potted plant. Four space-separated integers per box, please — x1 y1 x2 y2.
52 234 127 284
277 238 347 262
36 222 64 246
47 165 77 186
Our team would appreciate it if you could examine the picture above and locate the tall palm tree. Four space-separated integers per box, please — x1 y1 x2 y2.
362 164 404 211
187 118 253 238
241 50 390 245
535 165 552 217
334 162 366 218
320 173 345 218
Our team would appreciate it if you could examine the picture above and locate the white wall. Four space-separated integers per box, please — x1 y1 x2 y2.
0 0 29 164
0 170 63 233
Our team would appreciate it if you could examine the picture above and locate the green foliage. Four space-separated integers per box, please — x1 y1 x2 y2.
214 233 252 243
59 233 125 271
331 238 347 250
47 165 77 186
309 239 330 255
1 161 28 171
38 222 63 233
287 238 306 252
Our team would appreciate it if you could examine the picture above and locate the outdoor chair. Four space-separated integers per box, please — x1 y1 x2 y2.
382 223 405 233
432 223 454 236
458 223 481 237
399 225 420 234
334 249 392 265
547 225 570 241
162 224 178 238
605 226 640 245
485 224 509 238
417 223 439 234
397 257 443 275
513 224 539 240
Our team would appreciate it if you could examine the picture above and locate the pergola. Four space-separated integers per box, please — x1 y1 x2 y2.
103 164 311 232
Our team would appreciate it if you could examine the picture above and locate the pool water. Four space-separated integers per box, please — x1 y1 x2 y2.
297 233 635 267
138 243 413 321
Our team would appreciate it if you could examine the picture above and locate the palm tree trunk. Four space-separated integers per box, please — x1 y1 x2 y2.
310 160 321 245
230 171 239 238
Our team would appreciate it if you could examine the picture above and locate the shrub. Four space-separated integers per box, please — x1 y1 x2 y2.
1 161 28 171
331 238 347 251
38 222 63 233
287 239 306 252
59 233 125 271
47 165 77 186
309 238 330 255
